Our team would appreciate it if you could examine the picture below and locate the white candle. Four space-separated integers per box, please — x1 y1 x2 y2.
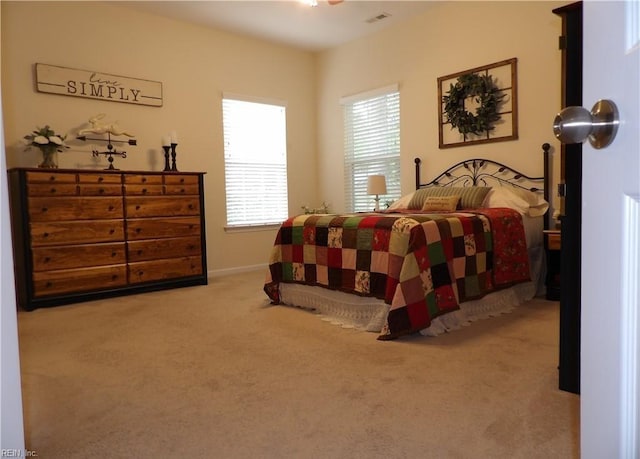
170 131 178 144
162 135 171 147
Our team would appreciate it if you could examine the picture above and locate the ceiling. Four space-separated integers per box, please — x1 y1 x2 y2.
121 1 437 52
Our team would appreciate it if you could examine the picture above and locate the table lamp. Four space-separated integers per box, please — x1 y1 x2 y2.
367 175 387 211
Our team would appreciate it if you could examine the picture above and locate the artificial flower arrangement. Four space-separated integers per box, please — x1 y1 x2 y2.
301 201 330 214
24 125 70 168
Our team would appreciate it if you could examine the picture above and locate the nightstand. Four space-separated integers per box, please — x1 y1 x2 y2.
544 229 561 300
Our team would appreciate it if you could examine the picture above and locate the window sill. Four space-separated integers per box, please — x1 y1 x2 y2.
224 223 281 233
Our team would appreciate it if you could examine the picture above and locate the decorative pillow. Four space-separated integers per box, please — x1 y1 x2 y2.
408 186 491 210
388 192 415 210
482 186 549 217
421 195 460 212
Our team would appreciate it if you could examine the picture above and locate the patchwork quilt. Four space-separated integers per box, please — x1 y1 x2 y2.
264 208 530 339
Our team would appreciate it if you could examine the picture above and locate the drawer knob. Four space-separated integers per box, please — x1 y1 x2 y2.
44 257 50 263
142 188 147 194
43 232 49 238
135 205 141 210
98 177 104 182
188 204 194 210
41 207 48 213
50 188 57 194
135 228 142 233
48 176 55 182
109 229 115 234
137 250 143 256
45 281 52 288
99 188 105 194
108 205 114 211
111 274 118 281
111 251 117 257
142 177 147 183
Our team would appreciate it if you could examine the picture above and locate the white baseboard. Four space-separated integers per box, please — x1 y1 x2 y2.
208 263 267 279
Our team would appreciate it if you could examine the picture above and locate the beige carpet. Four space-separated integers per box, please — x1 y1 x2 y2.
17 270 579 458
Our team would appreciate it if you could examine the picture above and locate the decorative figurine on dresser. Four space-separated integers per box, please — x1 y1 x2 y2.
8 135 207 311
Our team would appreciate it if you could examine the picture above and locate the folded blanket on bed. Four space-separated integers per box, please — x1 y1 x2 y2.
264 208 530 339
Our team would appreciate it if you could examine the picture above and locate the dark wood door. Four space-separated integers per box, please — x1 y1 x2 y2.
553 1 582 395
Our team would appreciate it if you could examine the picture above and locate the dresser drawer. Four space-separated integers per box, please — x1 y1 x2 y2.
127 236 201 262
32 242 126 271
30 220 124 246
123 174 163 185
547 232 561 250
28 197 123 221
78 173 122 184
128 256 203 284
124 184 164 196
164 175 199 186
125 196 200 218
33 264 127 297
164 184 200 195
26 171 76 184
78 184 123 196
27 183 78 197
126 217 201 240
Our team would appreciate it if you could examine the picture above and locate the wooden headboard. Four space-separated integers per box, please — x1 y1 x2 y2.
414 143 552 226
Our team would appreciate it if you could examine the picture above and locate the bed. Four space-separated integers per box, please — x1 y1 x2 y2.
264 144 552 340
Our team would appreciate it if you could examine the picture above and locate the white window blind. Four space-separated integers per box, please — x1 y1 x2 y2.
343 87 401 212
222 96 288 227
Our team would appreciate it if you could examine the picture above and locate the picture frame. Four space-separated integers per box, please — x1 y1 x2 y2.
438 58 518 149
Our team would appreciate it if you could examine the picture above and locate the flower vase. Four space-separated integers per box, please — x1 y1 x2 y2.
38 148 58 169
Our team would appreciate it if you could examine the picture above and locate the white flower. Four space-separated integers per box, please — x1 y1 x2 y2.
24 125 69 155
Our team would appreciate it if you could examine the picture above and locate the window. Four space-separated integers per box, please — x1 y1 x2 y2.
342 85 401 212
222 95 288 227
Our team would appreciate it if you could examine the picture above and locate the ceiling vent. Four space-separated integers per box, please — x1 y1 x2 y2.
365 12 391 24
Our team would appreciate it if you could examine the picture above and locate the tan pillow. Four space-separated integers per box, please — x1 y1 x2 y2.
421 195 460 212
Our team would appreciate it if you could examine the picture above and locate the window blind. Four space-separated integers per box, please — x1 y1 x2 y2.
343 89 401 212
222 97 288 227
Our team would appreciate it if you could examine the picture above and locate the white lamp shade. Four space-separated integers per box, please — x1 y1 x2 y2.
367 175 387 195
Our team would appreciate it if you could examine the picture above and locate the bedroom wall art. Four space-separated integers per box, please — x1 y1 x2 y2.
35 63 163 107
438 58 518 149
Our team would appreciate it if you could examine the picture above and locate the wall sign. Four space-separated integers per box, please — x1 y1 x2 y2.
35 63 163 107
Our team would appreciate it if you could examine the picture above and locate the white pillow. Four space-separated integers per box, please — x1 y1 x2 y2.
482 186 549 217
388 191 415 210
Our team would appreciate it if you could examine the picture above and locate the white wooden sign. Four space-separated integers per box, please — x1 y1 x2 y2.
35 63 163 107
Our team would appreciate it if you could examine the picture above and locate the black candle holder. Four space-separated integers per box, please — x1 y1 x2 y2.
162 145 171 171
170 143 178 171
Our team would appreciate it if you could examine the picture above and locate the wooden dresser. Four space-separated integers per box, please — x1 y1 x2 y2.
8 168 207 310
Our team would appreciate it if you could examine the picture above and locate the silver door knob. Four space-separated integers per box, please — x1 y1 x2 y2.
553 99 619 149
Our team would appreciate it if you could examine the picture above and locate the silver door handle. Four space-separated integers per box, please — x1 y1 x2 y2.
553 99 619 149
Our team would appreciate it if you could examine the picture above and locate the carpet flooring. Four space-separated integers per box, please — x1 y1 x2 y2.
17 270 579 458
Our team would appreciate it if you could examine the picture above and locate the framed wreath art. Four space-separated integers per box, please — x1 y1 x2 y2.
438 58 518 148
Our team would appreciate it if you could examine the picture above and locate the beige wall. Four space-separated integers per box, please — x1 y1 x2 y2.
317 1 567 215
1 1 318 275
2 1 569 274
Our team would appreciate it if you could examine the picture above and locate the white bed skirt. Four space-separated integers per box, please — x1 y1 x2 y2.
278 246 545 337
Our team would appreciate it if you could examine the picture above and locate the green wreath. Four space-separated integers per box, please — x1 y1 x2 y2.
442 73 505 136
